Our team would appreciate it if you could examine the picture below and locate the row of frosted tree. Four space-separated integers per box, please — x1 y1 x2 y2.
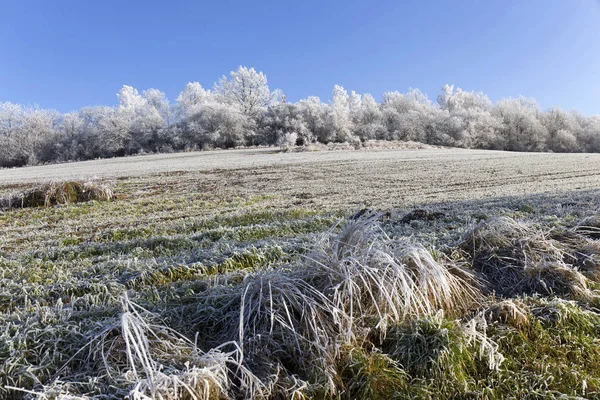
2 66 600 167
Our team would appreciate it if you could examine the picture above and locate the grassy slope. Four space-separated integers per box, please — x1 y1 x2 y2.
1 167 600 398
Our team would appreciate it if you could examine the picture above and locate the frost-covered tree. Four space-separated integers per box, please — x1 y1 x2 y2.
352 93 385 141
141 88 173 151
492 97 548 152
437 84 490 113
3 66 600 167
297 96 330 143
61 112 83 139
0 102 27 167
462 108 503 150
180 101 250 149
51 111 85 161
175 82 213 146
176 82 211 120
381 90 431 143
0 102 22 137
257 103 311 146
143 89 171 124
214 66 278 117
541 108 581 152
203 103 249 148
28 108 65 163
328 85 355 142
573 114 600 153
0 104 60 166
73 106 128 158
348 91 362 115
436 85 502 149
116 85 171 153
115 85 145 152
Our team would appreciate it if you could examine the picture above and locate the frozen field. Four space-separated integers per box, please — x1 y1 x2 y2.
3 148 600 398
2 147 600 207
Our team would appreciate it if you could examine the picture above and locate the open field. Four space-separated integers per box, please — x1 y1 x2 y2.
2 148 600 208
2 148 600 399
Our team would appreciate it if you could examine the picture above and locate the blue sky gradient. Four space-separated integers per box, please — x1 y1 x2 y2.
1 0 599 114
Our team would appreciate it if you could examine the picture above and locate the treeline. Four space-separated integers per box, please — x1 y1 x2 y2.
2 66 600 167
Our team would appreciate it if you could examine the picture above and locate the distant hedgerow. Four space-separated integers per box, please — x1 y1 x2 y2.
2 67 600 169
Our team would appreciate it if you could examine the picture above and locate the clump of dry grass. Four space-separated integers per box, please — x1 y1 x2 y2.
530 297 600 336
551 231 600 271
459 217 592 297
303 216 481 336
25 295 265 400
574 215 600 239
573 241 600 281
187 214 482 395
0 180 113 209
483 299 530 329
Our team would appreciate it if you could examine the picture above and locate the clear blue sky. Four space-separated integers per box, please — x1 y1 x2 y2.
1 0 600 115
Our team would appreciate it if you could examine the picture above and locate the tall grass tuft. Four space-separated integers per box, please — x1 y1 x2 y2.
303 216 482 338
27 295 265 400
574 215 600 239
483 299 530 329
0 180 113 209
459 217 591 297
188 213 482 395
